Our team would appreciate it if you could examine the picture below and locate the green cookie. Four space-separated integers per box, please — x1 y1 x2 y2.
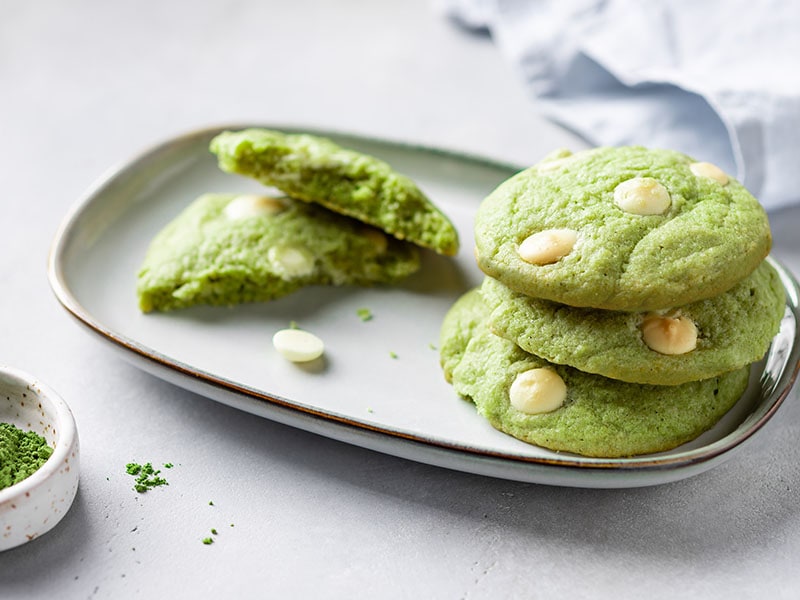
474 146 771 311
210 128 460 256
137 193 419 312
440 288 488 384
481 260 785 385
440 289 750 458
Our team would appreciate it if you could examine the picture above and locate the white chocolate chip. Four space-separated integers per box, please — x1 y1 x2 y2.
268 244 315 279
614 177 671 215
272 329 324 362
224 194 287 220
641 313 698 355
509 368 567 415
690 162 729 185
537 156 573 172
518 229 578 265
362 227 388 254
537 149 583 172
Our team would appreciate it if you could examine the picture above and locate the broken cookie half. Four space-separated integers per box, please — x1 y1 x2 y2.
210 128 460 256
137 193 419 312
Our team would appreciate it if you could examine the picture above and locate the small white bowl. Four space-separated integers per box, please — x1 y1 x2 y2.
0 366 80 551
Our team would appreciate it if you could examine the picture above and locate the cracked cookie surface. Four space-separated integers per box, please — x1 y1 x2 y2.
474 146 771 310
481 260 784 385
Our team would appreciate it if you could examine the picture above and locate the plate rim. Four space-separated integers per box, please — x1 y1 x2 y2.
46 124 800 486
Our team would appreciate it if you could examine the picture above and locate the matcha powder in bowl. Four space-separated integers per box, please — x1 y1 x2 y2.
0 422 53 490
0 366 80 551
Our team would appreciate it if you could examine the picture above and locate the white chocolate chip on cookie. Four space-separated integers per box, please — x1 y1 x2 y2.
690 162 729 185
641 313 698 355
536 156 572 172
518 229 578 265
536 149 574 172
272 328 325 362
268 244 315 279
509 368 567 415
224 194 288 219
614 177 671 215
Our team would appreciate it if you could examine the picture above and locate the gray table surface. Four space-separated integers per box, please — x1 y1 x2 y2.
2 1 800 598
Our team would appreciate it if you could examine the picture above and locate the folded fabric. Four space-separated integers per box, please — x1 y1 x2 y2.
441 0 800 210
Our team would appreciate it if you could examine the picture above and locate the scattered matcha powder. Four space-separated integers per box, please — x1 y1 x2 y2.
0 422 53 491
202 528 219 545
356 308 373 322
428 342 437 351
125 462 169 493
389 351 398 359
289 320 299 330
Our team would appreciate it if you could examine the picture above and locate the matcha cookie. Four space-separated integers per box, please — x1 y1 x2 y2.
210 128 460 256
481 260 785 385
137 193 420 312
474 146 771 311
440 289 750 458
440 288 488 383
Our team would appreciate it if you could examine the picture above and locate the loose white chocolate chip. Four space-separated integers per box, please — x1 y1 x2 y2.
362 227 388 254
641 314 698 355
614 177 671 215
268 244 315 279
518 229 578 265
509 368 567 415
690 162 729 185
272 329 324 362
224 194 287 219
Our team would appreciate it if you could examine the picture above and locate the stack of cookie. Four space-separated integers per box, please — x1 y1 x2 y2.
441 146 785 457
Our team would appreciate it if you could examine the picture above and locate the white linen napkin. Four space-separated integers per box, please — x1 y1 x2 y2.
441 0 800 210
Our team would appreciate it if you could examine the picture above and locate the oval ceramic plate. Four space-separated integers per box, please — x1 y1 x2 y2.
47 125 800 488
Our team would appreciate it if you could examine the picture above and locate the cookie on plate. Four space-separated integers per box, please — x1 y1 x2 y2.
210 128 460 256
440 289 750 458
474 146 771 311
481 260 785 385
440 287 488 383
137 193 419 312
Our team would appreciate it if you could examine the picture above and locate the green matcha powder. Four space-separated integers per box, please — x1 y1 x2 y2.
0 422 53 491
126 462 169 493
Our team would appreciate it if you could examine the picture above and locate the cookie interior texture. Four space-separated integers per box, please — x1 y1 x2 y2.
474 146 771 311
137 193 419 312
440 289 750 458
481 260 785 385
210 128 460 256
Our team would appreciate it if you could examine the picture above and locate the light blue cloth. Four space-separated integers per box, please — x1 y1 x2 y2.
442 0 800 210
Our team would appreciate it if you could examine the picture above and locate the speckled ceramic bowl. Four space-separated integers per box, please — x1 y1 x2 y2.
0 366 79 551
